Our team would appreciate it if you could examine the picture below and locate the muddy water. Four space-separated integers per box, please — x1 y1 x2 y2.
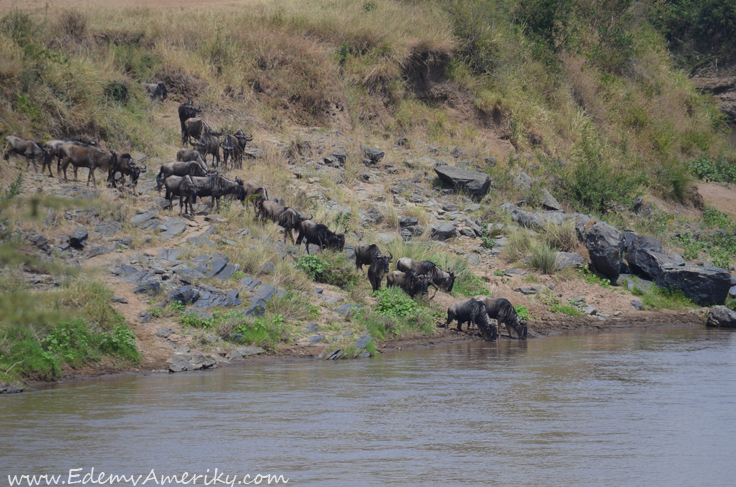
2 326 736 486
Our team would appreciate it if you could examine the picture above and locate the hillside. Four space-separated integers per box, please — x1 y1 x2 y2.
1 0 735 389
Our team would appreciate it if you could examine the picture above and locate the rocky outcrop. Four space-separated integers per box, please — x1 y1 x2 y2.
694 77 736 121
657 263 732 306
584 221 622 282
434 165 491 199
625 235 679 282
706 306 736 328
430 223 457 241
499 203 593 233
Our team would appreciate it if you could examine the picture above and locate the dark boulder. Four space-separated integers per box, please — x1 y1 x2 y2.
584 221 622 282
361 145 385 164
434 165 491 199
625 235 671 282
69 228 89 249
430 223 457 241
169 285 200 305
706 306 736 328
657 264 732 306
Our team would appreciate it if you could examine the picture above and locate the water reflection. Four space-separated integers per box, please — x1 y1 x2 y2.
2 326 735 486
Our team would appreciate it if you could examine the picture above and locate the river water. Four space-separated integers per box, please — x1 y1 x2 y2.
2 325 735 487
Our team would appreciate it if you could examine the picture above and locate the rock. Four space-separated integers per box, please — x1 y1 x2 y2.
584 306 597 316
399 216 419 228
169 285 200 305
377 233 396 244
625 235 669 281
325 349 345 360
156 198 172 210
584 221 622 282
657 264 732 306
214 264 237 281
467 253 480 265
112 296 128 304
168 354 190 373
367 207 384 224
159 218 187 239
518 286 542 295
254 284 278 302
705 306 736 328
434 165 491 200
308 335 323 344
442 202 460 212
139 312 153 323
260 262 276 275
556 252 584 269
430 223 457 241
131 211 158 227
95 222 123 237
206 255 229 278
242 303 265 317
336 303 361 316
88 245 111 257
730 285 736 298
187 235 215 248
133 280 161 295
631 300 644 311
227 348 244 361
158 249 181 262
156 327 174 338
236 346 264 356
505 269 526 277
622 232 638 253
69 228 89 249
540 189 564 211
305 323 319 332
361 145 385 164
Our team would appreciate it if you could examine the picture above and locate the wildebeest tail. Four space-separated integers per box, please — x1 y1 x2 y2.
156 167 164 193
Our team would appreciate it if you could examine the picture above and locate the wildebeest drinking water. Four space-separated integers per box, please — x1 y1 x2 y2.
442 299 499 341
473 296 527 339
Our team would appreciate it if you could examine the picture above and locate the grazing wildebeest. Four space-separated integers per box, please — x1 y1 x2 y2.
176 148 206 166
368 252 393 292
58 144 123 187
194 132 221 167
396 257 456 296
474 296 527 339
278 208 311 244
295 221 345 254
190 174 245 210
144 81 168 101
109 155 143 193
4 136 50 174
442 299 498 341
46 139 98 174
178 100 201 145
164 175 199 216
386 270 431 298
183 118 220 146
156 160 209 192
242 180 268 215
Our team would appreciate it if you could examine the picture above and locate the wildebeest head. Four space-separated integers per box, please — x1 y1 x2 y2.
157 81 168 100
442 271 456 293
334 232 346 251
517 319 528 340
235 177 246 201
412 273 431 296
377 251 392 273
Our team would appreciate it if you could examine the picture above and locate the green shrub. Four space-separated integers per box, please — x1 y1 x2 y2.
295 253 358 289
514 305 530 320
527 242 558 274
703 206 734 229
687 157 736 184
550 303 582 317
374 287 419 317
578 264 611 288
640 285 695 311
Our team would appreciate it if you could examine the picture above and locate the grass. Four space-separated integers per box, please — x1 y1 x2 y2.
527 242 558 274
295 253 360 290
639 285 696 311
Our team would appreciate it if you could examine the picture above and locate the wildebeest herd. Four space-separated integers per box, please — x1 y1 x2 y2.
3 87 529 343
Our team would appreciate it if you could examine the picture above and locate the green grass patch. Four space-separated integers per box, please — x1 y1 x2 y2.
550 304 583 317
295 253 359 289
578 264 611 288
514 305 530 320
640 285 696 311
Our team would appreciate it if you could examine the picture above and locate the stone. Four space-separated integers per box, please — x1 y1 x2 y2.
260 261 276 275
657 264 732 306
88 245 111 257
584 306 597 316
325 349 345 360
305 323 319 332
131 211 158 227
255 284 278 302
556 252 584 269
95 222 123 237
169 285 200 305
630 300 644 311
442 203 460 212
705 306 736 328
622 232 638 253
206 255 229 278
133 280 161 295
242 303 265 317
336 303 361 316
112 296 128 304
156 327 174 338
467 253 480 265
541 189 564 211
434 165 491 199
377 233 396 244
730 285 736 298
159 218 187 239
139 312 153 323
505 269 526 277
69 228 89 249
156 198 172 210
168 354 190 373
236 346 264 356
518 286 542 295
399 216 419 228
158 249 181 262
430 223 457 241
367 207 384 224
584 221 622 282
625 235 674 282
361 145 385 164
187 236 215 248
214 264 237 281
308 335 323 344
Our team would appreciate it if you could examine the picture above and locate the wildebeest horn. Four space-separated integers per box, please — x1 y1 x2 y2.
388 251 393 260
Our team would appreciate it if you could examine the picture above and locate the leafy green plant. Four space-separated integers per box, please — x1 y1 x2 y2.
493 269 505 277
703 206 734 229
686 157 736 184
169 301 186 313
514 305 530 320
374 287 419 317
295 254 358 289
1 172 23 202
454 274 490 297
550 303 582 317
578 264 611 288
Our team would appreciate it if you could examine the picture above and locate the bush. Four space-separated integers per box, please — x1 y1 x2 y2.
541 219 578 252
527 242 558 274
687 157 736 184
295 253 358 289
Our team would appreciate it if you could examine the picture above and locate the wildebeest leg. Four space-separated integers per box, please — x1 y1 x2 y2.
429 282 440 300
61 159 69 181
25 156 37 173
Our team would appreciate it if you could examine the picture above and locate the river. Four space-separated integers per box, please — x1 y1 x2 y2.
2 325 735 486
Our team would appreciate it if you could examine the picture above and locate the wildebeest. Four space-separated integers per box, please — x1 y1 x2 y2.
474 296 527 339
368 252 392 292
109 155 143 193
442 299 498 341
144 81 168 101
386 270 430 298
178 100 201 145
59 144 125 187
190 174 245 210
296 220 345 254
396 257 456 296
194 132 221 167
220 134 238 170
183 118 220 146
156 160 209 192
259 200 311 244
232 129 253 168
164 175 199 216
4 136 50 175
176 148 206 166
354 243 383 271
242 180 269 214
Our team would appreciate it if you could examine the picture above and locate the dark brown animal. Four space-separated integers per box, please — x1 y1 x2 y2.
296 221 346 254
396 257 456 296
176 148 206 166
164 175 199 216
368 252 392 292
474 296 527 339
156 160 209 192
59 144 122 187
109 155 142 193
183 118 220 146
178 100 201 145
4 136 50 175
144 81 167 101
442 299 498 341
386 270 430 298
243 180 269 215
190 174 245 210
194 132 221 167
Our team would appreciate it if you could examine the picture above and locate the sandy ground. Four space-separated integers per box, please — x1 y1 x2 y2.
697 182 736 218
